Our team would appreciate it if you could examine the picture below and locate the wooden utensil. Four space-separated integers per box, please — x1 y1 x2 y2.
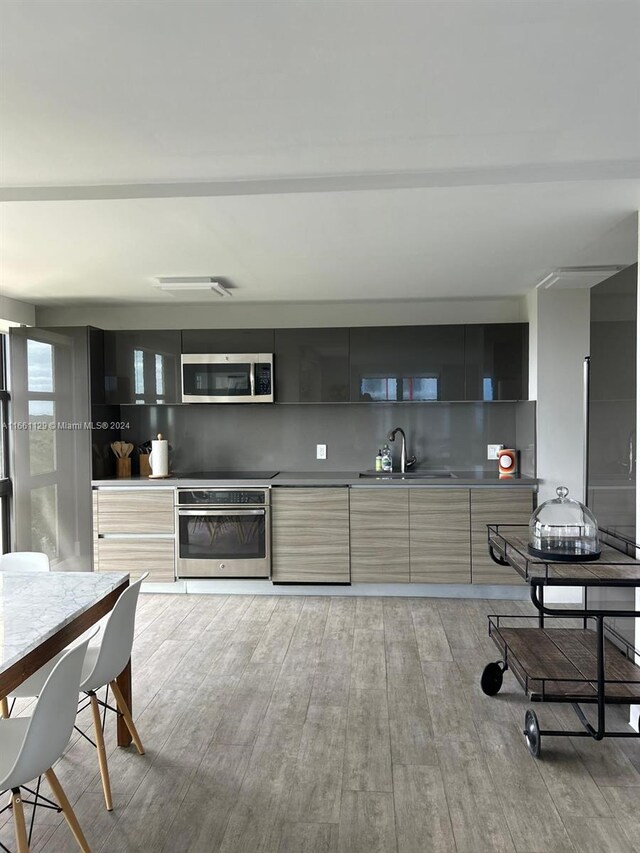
110 441 122 458
121 442 134 458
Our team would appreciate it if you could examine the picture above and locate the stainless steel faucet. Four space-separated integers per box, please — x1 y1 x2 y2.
387 427 417 473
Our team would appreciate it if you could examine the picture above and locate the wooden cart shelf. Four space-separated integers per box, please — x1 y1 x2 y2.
489 616 640 703
487 524 640 585
481 524 640 758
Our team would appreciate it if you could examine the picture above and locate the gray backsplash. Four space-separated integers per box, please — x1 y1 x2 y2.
515 400 537 478
113 401 536 475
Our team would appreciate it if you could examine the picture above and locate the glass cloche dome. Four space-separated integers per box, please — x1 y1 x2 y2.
528 486 600 561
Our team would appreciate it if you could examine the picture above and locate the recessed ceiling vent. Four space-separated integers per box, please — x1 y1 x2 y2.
155 276 232 297
535 265 626 290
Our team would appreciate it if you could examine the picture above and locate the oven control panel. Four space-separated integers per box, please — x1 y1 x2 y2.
178 489 268 506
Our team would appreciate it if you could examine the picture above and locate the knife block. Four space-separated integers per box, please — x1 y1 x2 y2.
116 457 132 478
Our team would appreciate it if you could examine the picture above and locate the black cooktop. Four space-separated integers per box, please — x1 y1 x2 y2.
179 471 279 479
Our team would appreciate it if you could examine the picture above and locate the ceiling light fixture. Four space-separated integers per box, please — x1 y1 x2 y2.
535 265 626 290
155 276 232 296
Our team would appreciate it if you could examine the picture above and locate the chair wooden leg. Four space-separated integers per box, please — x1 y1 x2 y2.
44 768 91 853
109 680 145 755
89 693 113 811
11 790 29 853
1 697 9 718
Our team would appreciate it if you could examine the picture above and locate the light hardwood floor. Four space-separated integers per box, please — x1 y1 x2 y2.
3 594 640 852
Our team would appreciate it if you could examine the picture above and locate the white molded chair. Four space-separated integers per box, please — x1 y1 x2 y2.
0 552 49 572
0 637 94 852
8 574 148 811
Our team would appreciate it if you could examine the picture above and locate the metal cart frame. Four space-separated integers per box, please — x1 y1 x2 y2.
481 524 640 757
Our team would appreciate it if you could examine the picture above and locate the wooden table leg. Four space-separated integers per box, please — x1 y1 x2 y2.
115 658 132 747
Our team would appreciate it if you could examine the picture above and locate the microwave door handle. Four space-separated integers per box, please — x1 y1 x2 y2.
249 362 256 397
178 509 265 516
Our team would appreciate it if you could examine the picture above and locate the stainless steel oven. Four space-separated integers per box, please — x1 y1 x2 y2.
181 353 274 403
176 488 271 578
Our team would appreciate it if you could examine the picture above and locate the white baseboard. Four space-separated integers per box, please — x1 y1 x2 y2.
142 579 530 599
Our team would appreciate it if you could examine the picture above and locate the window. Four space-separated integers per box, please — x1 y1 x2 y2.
0 336 11 553
27 339 54 392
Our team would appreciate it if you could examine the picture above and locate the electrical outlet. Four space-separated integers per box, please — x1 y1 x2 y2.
487 444 504 460
316 444 327 460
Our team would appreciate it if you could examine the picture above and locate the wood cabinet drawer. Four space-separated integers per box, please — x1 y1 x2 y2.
350 488 410 582
96 537 175 582
96 489 175 534
410 488 471 583
471 489 533 584
272 488 350 583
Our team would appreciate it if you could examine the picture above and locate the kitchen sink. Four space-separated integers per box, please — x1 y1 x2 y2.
359 471 457 479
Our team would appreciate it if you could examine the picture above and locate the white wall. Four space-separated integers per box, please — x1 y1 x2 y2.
0 294 35 328
34 295 526 330
634 221 640 732
527 286 590 605
526 288 538 401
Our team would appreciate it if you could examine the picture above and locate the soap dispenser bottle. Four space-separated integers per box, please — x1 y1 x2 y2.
375 449 383 472
381 444 392 472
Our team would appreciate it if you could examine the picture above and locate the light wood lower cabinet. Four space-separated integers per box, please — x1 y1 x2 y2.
410 488 471 583
271 487 350 582
96 488 174 534
470 488 533 584
347 485 533 586
97 537 175 583
93 487 176 582
350 488 410 582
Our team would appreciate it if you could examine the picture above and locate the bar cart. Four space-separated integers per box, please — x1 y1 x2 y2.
481 524 640 758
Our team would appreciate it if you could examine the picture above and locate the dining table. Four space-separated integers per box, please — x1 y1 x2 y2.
0 570 132 746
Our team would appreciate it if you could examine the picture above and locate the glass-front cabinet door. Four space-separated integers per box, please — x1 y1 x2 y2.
275 328 349 402
464 324 528 401
349 325 466 402
104 330 181 404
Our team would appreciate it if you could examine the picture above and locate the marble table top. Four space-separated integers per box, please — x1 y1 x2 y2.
0 571 128 677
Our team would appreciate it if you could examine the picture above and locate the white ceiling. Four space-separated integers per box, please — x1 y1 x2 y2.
0 0 639 306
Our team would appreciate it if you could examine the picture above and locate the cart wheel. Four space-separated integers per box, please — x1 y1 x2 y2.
480 662 504 696
524 709 541 758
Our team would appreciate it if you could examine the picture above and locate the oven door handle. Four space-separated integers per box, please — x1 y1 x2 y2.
178 509 265 516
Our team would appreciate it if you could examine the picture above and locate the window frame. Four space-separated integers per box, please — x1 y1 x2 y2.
0 335 12 552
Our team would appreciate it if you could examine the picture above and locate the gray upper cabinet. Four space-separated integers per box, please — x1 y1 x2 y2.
97 322 528 405
88 327 106 405
104 330 182 404
275 328 349 402
349 325 466 402
181 328 275 354
464 324 528 401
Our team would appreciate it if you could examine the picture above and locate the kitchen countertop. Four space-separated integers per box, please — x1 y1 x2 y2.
92 470 538 488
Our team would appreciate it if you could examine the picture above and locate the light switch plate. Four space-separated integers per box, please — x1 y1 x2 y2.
316 444 327 460
487 444 504 460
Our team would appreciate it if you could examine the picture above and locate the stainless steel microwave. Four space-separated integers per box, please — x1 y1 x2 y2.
181 353 274 403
